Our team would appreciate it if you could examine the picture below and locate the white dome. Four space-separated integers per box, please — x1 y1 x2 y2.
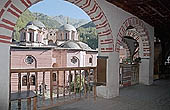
26 20 46 28
60 41 81 49
60 41 92 50
77 42 92 50
26 25 39 30
59 24 77 32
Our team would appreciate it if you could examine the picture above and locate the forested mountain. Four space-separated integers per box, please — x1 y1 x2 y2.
52 15 89 28
33 13 89 28
79 21 96 28
33 13 61 29
14 9 35 41
77 22 98 49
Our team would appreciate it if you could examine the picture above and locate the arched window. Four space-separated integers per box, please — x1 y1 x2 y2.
23 32 26 41
48 40 53 45
29 32 34 42
53 73 56 81
68 74 73 83
89 58 92 63
22 75 27 86
30 75 35 86
65 33 68 40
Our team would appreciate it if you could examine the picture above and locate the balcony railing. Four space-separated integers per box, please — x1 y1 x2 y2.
10 67 97 110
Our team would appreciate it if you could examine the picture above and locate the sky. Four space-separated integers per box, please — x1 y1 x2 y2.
29 0 91 21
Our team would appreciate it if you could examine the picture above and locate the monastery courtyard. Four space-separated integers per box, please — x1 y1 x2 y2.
49 79 170 110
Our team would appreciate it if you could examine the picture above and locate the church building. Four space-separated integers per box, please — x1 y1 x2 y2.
10 20 97 93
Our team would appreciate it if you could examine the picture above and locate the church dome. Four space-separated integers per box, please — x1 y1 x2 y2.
77 42 92 50
60 41 92 50
59 24 76 32
26 25 39 30
26 20 46 28
60 41 81 49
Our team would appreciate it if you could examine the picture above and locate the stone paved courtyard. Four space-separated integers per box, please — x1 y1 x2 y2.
49 79 170 110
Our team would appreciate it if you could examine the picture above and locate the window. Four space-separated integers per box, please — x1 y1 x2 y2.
65 33 68 40
68 74 73 82
22 75 27 86
23 32 26 41
25 56 34 64
53 73 56 81
29 32 34 42
89 58 92 63
71 57 78 64
30 75 35 86
48 40 53 45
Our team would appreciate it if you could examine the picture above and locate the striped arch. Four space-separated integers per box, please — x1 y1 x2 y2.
115 17 150 58
0 0 114 53
122 29 141 58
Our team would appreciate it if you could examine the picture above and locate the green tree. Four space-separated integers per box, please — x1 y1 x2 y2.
14 9 35 41
77 26 98 49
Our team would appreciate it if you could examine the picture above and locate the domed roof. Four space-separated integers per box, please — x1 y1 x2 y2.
59 24 76 32
26 25 39 30
26 20 46 28
60 41 92 50
77 42 92 50
60 41 81 49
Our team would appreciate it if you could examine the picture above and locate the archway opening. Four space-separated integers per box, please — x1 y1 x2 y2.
116 19 153 87
9 0 107 109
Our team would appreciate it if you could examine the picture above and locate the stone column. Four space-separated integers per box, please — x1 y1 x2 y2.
139 58 153 85
97 52 119 98
68 31 71 40
0 43 10 110
138 32 154 85
97 36 119 98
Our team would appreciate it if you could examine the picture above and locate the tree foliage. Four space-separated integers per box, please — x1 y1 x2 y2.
14 9 35 41
77 26 98 49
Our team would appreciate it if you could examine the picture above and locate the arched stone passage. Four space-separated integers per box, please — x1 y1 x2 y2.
0 0 155 109
0 0 116 109
115 17 153 85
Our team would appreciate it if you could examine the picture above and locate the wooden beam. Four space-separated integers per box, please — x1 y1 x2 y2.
50 70 53 103
42 72 45 104
35 72 38 95
63 71 65 98
57 71 59 98
27 72 31 110
18 73 21 110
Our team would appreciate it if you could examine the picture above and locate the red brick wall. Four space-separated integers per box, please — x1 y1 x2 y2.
11 50 53 69
11 49 53 92
52 49 67 86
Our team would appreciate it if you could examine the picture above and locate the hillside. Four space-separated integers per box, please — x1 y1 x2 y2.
14 9 35 41
79 21 96 28
33 13 89 28
77 21 98 49
33 13 61 28
52 15 89 28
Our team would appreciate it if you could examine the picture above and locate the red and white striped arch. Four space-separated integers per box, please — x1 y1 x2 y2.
121 29 141 58
0 0 114 53
115 17 151 58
